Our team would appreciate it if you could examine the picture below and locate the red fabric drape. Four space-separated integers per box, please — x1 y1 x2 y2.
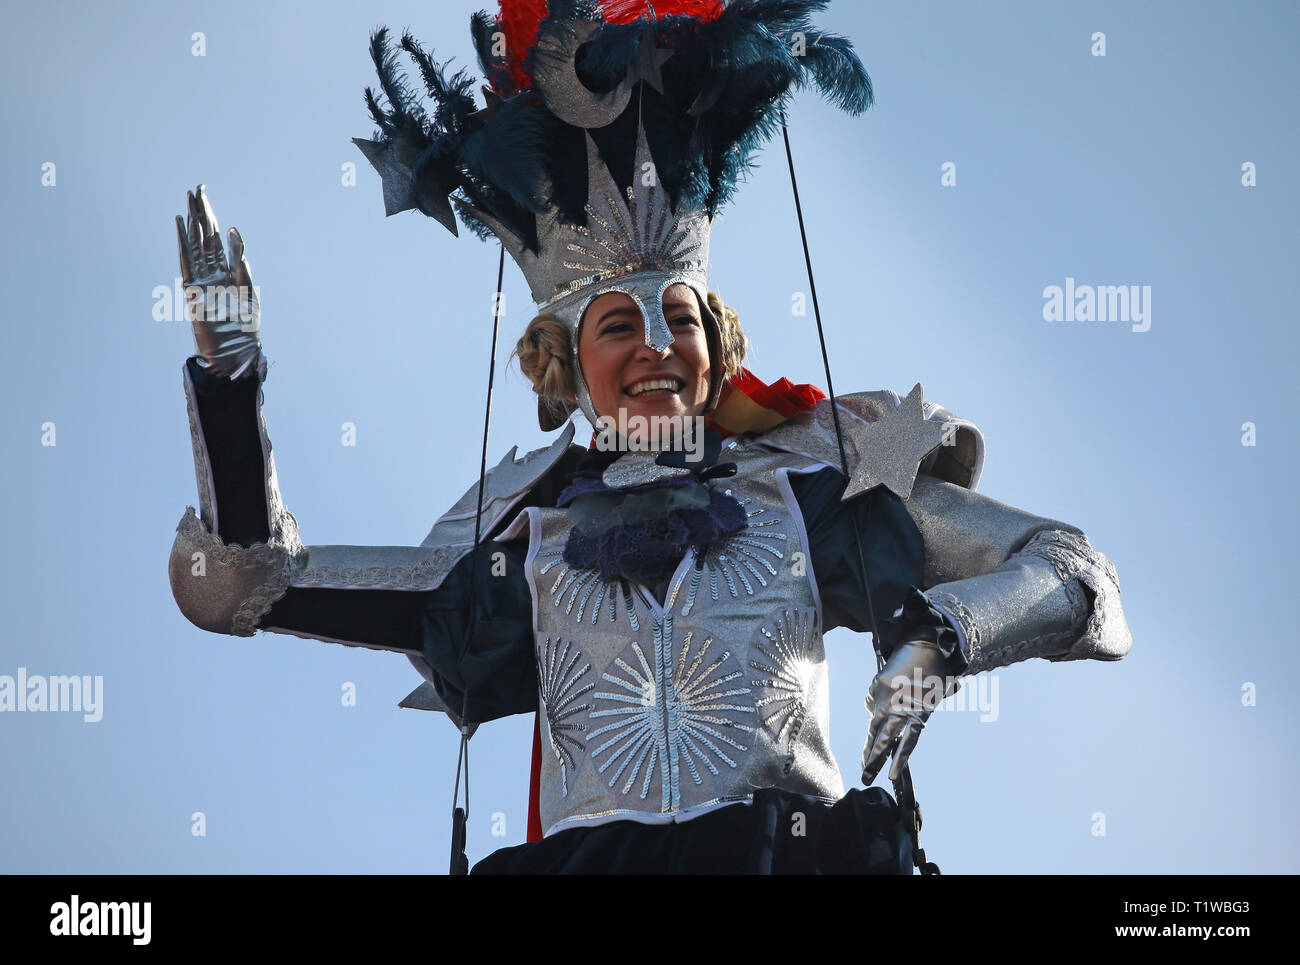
526 712 544 842
715 367 826 434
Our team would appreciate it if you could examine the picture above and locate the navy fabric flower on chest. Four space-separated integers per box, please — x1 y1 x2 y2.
557 470 747 587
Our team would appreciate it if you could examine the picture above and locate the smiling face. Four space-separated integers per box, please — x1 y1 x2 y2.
576 283 713 430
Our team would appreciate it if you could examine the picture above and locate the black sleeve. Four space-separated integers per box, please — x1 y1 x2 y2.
189 354 539 718
259 586 429 653
259 539 539 725
187 356 271 546
419 539 538 724
788 467 960 665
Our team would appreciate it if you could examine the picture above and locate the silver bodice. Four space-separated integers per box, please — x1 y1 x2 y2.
500 440 845 837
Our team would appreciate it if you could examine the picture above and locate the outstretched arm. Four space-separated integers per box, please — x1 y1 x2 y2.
168 184 306 636
166 186 544 724
171 352 538 722
169 352 464 647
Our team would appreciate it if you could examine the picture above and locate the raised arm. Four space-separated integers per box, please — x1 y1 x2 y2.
170 351 543 722
166 186 556 724
168 184 306 636
168 352 461 646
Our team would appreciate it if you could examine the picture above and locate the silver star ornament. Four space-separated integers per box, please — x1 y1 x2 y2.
841 383 951 502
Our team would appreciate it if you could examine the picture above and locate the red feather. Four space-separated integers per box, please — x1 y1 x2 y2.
496 0 549 94
600 0 725 23
494 0 726 94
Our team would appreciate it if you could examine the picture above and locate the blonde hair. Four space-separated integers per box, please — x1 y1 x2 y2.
513 314 576 429
512 291 747 427
709 292 748 382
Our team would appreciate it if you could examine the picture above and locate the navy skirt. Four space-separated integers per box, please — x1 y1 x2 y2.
471 786 914 875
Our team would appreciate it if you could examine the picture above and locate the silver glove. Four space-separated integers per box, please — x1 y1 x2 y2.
175 184 262 380
861 640 961 786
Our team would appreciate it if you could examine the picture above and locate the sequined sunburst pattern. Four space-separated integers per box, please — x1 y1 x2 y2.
587 612 757 811
749 608 821 775
530 447 851 831
538 637 595 797
681 496 787 617
557 184 702 293
548 125 709 305
539 547 641 632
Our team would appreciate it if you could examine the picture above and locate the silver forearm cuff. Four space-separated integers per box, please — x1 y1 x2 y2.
928 529 1131 674
289 543 468 591
1023 528 1133 666
169 505 306 636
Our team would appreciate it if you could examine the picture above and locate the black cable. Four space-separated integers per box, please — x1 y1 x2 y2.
780 113 938 875
449 242 507 875
778 114 886 669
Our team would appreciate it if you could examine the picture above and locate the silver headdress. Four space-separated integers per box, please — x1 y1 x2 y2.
354 1 874 428
456 118 718 424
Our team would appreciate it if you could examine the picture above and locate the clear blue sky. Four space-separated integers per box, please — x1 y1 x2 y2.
1 0 1296 873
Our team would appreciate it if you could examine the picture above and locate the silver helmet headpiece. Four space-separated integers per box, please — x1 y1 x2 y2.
453 117 719 425
355 2 873 428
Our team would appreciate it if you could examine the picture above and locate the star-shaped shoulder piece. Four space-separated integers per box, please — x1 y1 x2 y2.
840 384 949 501
755 383 986 501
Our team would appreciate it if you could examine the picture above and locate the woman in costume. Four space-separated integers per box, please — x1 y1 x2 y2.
168 0 1133 874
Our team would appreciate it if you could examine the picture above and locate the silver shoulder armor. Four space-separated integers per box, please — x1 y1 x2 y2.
756 383 986 499
169 355 577 640
417 420 577 552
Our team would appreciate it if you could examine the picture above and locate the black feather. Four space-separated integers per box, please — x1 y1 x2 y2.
358 1 873 246
470 10 513 96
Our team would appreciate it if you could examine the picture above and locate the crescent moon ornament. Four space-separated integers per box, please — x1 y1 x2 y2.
531 20 633 129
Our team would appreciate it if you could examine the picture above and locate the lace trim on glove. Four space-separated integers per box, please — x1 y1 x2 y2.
929 580 1083 675
930 529 1116 673
894 530 1130 675
1017 529 1126 661
1019 529 1118 589
176 505 305 636
962 625 1078 675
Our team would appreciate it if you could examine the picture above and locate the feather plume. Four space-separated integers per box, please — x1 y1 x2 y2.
357 0 873 242
599 0 725 23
